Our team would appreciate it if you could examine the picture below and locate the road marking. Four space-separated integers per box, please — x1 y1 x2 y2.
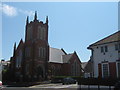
29 84 78 88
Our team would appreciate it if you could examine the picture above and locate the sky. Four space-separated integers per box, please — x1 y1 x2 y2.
1 2 118 62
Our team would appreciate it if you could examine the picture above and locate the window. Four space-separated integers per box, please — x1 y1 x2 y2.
25 47 31 57
16 50 23 68
39 47 42 57
43 27 46 40
101 47 104 53
43 48 46 57
18 50 22 67
27 26 32 40
102 63 109 78
39 47 46 58
26 64 29 75
105 46 108 52
115 44 118 50
115 43 120 51
16 56 19 68
101 46 108 53
71 60 78 76
38 26 43 40
38 26 46 40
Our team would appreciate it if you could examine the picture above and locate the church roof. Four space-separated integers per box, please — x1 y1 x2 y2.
88 31 120 48
16 39 24 50
49 47 66 63
62 53 73 63
49 47 78 64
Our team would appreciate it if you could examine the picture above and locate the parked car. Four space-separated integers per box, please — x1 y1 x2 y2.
0 81 2 88
62 77 76 85
114 81 120 90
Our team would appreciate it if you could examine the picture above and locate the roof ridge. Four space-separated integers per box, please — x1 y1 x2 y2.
89 30 120 47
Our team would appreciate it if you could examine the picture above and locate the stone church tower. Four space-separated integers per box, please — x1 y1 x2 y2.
24 11 49 80
9 11 49 81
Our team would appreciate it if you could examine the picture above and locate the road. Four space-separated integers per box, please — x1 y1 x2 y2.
29 83 114 90
2 83 115 90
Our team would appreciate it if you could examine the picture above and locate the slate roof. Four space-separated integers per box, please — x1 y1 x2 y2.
49 47 80 64
49 47 76 64
89 31 120 47
62 53 73 63
49 47 66 63
84 60 93 73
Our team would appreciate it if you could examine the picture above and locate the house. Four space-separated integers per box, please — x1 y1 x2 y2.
88 31 120 78
9 12 82 82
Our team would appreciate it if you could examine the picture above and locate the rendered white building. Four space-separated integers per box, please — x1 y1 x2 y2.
88 31 120 78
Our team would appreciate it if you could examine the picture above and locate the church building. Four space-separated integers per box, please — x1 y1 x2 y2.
9 12 82 82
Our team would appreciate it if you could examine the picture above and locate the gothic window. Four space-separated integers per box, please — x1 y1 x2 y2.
43 48 46 57
38 26 46 40
77 64 80 75
42 27 46 40
16 56 19 68
71 64 73 75
39 47 46 58
39 47 42 57
38 26 43 40
18 50 22 67
71 60 78 76
74 61 77 76
27 26 32 40
25 47 31 57
25 64 29 75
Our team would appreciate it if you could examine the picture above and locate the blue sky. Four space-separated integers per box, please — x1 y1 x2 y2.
1 2 118 62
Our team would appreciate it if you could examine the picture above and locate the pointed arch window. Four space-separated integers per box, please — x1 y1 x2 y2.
38 26 46 40
38 47 46 58
27 26 32 40
25 47 31 57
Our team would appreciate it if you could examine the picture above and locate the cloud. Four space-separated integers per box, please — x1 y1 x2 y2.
0 3 17 17
0 3 34 17
19 9 34 17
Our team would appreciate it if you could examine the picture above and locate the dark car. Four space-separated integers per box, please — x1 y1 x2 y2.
62 77 76 85
114 81 120 90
